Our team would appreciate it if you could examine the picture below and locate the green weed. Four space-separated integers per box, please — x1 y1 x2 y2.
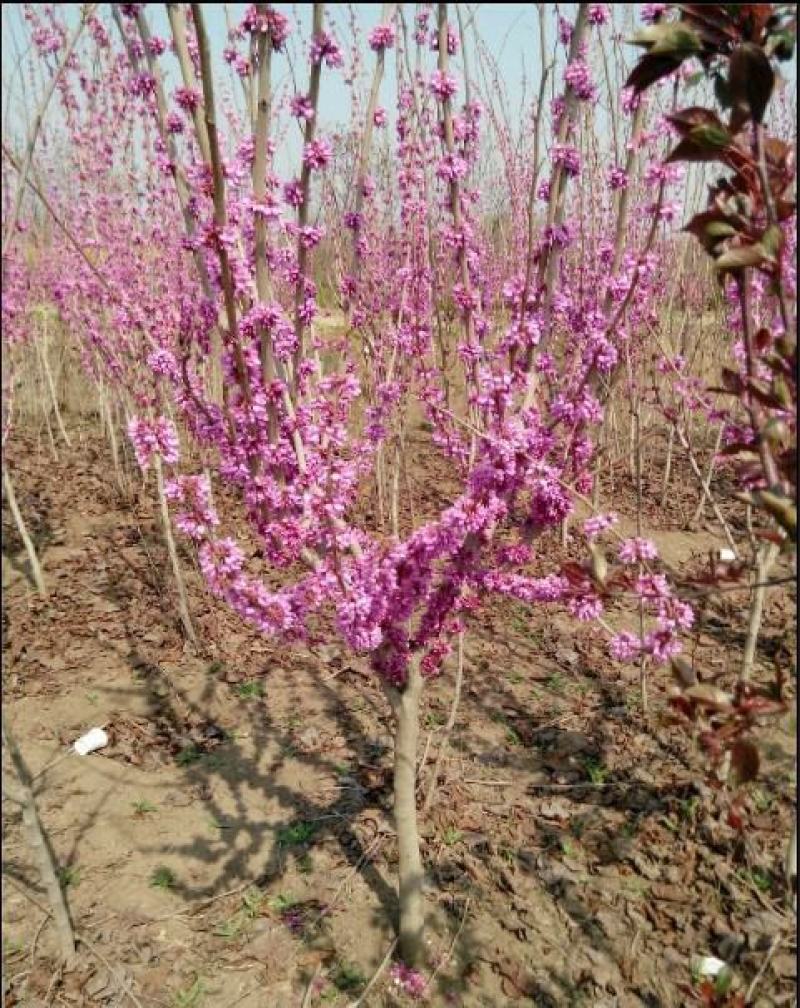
173 976 205 1008
58 865 80 888
132 799 158 816
235 681 264 700
176 745 202 766
583 757 609 785
278 821 316 847
330 961 366 994
150 866 177 890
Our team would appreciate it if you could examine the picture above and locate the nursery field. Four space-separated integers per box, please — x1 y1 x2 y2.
2 403 796 1007
2 2 797 1006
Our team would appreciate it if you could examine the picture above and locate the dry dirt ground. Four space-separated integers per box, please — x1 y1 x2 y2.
2 419 796 1008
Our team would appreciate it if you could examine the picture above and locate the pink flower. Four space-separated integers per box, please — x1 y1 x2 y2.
621 87 641 114
166 111 185 134
644 629 682 665
283 179 304 207
389 962 428 999
127 416 179 468
430 23 459 55
436 153 468 183
373 106 387 127
642 3 667 23
310 31 343 67
582 512 618 540
609 632 642 662
552 145 581 177
299 225 324 249
241 5 291 49
634 573 670 599
564 59 597 101
558 16 573 44
302 138 332 170
290 94 314 120
368 23 396 51
588 4 609 24
618 538 659 564
429 70 458 101
568 593 604 621
174 87 201 113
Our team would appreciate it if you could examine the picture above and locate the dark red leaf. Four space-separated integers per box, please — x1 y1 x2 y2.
729 738 760 785
729 42 776 122
625 54 683 93
676 5 742 47
666 137 727 164
754 327 772 352
735 4 777 42
727 805 745 830
666 106 728 131
721 367 744 393
752 529 785 544
714 241 769 274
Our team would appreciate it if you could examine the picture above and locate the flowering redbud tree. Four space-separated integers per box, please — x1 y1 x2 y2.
6 1 794 974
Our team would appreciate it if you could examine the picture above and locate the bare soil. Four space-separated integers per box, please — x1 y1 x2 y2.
2 420 796 1007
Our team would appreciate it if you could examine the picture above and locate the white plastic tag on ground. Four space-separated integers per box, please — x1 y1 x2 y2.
73 727 109 755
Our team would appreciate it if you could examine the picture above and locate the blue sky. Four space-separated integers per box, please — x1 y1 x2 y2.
2 4 593 139
2 4 794 180
2 4 626 179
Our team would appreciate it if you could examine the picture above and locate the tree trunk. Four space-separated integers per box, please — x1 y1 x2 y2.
2 714 76 962
389 657 425 966
740 541 780 684
153 455 198 647
2 463 47 598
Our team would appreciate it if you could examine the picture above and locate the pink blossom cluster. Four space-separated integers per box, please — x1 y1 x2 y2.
367 23 396 51
174 87 201 114
389 962 428 999
430 23 459 55
302 138 333 170
429 70 458 101
564 59 597 102
127 416 181 469
588 5 610 25
290 94 314 121
310 31 343 68
241 5 291 50
552 144 581 177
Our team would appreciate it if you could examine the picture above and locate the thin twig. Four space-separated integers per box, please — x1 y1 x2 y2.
527 780 649 790
346 937 398 1008
76 934 145 1008
29 911 52 967
3 875 52 917
428 896 471 990
423 632 465 816
299 962 322 1008
42 962 65 1006
745 932 782 1003
130 878 260 924
463 779 514 786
